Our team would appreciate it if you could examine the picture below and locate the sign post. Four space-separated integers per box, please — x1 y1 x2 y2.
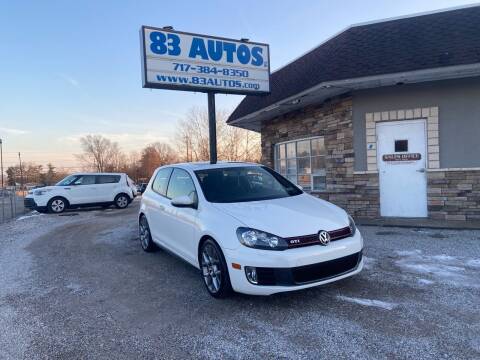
140 26 270 164
207 92 217 163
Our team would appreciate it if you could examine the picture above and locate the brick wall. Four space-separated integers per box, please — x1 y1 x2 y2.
427 170 480 221
261 95 380 218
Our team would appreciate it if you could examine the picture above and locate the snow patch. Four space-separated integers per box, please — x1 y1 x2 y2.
396 249 422 256
417 278 435 285
466 259 480 268
16 211 44 221
431 254 456 261
336 295 398 310
66 282 82 293
363 256 376 270
395 250 480 288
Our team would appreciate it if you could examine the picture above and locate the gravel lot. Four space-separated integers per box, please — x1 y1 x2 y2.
1 199 479 359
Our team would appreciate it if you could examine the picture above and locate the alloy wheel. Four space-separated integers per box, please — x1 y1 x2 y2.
117 196 128 208
51 199 65 213
139 217 150 249
201 244 222 294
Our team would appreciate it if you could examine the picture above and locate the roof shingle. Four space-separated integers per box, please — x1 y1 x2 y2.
228 6 480 123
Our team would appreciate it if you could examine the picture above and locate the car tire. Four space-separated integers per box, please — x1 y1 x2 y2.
47 197 68 214
114 193 130 209
200 239 232 298
139 215 157 252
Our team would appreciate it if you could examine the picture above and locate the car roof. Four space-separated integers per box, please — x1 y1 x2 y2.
162 161 262 171
69 172 125 176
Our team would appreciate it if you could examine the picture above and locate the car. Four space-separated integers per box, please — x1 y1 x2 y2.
138 162 363 298
24 173 136 213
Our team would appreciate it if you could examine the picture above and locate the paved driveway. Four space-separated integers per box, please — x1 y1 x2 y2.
1 200 479 359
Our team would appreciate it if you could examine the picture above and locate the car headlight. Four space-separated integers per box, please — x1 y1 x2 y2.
348 215 357 236
236 227 288 251
34 189 50 196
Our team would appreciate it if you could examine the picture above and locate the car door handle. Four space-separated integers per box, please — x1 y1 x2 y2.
64 187 71 190
416 168 426 173
159 205 165 211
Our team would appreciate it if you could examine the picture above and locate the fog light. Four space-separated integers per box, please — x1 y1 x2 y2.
245 266 258 284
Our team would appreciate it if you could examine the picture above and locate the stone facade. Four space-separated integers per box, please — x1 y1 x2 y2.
427 169 480 221
261 95 380 218
260 95 480 221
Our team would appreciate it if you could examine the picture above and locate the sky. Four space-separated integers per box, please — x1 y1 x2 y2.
0 0 476 170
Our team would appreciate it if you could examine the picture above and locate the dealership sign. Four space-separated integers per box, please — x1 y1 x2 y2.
140 26 270 94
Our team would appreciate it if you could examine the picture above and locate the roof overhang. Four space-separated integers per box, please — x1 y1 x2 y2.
229 63 480 131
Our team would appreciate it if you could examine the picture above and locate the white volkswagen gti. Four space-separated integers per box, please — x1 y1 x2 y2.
139 162 363 297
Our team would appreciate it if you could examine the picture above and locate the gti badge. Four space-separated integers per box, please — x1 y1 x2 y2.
318 230 330 246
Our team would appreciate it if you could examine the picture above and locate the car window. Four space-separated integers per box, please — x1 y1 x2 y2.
56 175 78 186
152 168 173 196
96 175 121 184
195 166 302 203
73 175 96 186
166 169 197 201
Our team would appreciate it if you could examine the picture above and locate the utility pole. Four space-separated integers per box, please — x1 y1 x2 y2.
18 152 24 195
0 139 4 222
0 139 4 190
207 92 217 164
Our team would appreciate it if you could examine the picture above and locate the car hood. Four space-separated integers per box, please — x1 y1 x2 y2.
211 194 349 238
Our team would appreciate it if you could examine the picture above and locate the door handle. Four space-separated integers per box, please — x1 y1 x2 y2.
159 205 165 211
416 168 426 173
64 187 71 190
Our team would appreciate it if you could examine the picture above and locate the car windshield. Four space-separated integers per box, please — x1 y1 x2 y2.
194 166 302 203
56 175 78 186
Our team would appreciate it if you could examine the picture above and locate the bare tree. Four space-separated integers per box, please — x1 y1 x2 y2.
139 142 177 178
175 106 260 163
76 135 124 172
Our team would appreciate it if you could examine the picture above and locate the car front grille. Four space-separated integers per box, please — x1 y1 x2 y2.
285 226 353 249
254 251 362 286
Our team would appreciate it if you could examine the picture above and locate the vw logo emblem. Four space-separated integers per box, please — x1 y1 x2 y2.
318 230 330 246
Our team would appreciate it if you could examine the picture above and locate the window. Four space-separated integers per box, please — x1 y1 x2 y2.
96 175 120 184
152 168 173 196
395 139 408 152
73 175 96 185
195 166 302 203
275 137 326 191
56 175 78 186
166 168 197 202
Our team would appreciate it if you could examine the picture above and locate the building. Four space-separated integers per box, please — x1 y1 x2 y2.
228 5 480 220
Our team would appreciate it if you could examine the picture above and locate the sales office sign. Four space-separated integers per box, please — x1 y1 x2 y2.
140 26 270 94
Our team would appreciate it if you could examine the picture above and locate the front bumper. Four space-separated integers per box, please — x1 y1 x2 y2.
24 197 47 211
24 197 37 209
224 231 364 295
252 251 361 286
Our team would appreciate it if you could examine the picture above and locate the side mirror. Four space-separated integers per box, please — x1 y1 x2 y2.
171 195 196 209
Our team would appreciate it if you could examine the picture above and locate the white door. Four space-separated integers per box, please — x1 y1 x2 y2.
147 167 173 245
95 175 121 202
69 175 98 204
377 120 428 217
162 168 198 264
